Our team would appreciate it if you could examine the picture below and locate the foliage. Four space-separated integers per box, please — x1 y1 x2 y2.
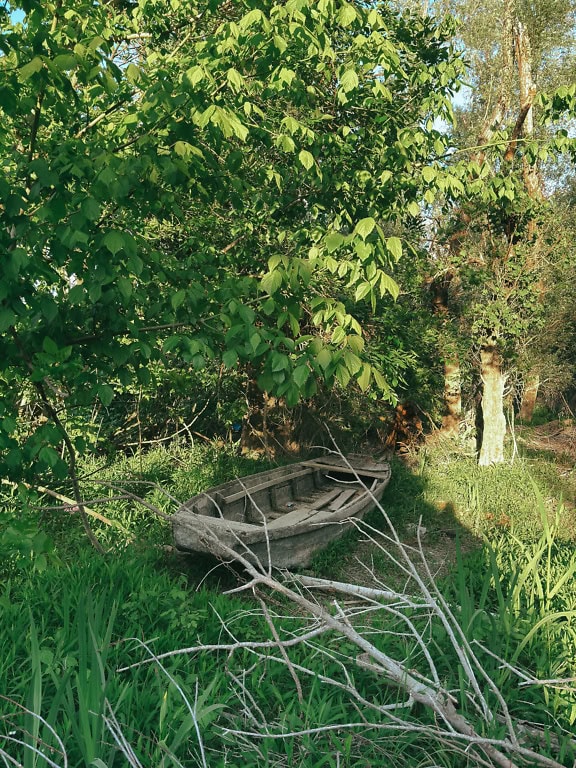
30 442 274 554
0 551 267 767
0 0 465 490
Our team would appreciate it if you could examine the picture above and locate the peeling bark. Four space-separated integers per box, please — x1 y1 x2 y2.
478 347 507 465
430 272 462 435
442 358 462 435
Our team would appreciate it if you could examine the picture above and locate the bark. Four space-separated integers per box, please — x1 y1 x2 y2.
515 21 542 203
477 15 541 466
442 358 462 435
430 272 462 435
478 347 507 465
519 374 540 422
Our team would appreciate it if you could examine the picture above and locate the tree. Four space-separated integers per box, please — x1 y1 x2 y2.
427 0 576 462
0 0 463 515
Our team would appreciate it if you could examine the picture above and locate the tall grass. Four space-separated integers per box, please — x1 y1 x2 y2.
447 493 576 730
0 551 268 767
3 440 576 765
3 510 576 767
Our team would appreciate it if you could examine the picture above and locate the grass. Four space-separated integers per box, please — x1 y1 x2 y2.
5 512 574 767
3 437 576 766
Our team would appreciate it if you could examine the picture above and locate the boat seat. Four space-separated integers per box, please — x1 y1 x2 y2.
214 467 315 506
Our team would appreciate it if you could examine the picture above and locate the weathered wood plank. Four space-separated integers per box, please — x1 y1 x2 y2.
302 460 391 480
218 466 314 505
267 489 347 529
328 488 358 510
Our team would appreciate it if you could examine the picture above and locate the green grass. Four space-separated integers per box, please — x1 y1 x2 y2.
3 438 576 766
391 445 576 541
3 519 576 767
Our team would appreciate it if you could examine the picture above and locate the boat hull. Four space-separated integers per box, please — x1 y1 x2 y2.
172 455 391 569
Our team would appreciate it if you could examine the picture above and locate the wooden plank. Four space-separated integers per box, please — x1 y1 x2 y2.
310 488 342 509
267 508 313 528
219 466 314 504
267 488 345 529
302 460 390 480
174 514 257 534
328 489 357 511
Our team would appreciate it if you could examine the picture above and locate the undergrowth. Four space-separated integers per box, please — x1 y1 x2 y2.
2 439 576 766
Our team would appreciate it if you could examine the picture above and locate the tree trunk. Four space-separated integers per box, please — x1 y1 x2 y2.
478 347 507 466
442 357 462 435
519 374 540 422
430 271 462 436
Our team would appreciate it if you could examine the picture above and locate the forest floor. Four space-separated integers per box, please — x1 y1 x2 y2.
516 418 576 462
323 421 576 592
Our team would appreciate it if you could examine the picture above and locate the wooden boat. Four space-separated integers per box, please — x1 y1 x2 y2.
172 455 391 569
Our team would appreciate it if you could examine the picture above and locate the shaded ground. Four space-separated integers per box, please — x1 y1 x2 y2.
329 422 576 590
516 419 576 462
312 453 481 591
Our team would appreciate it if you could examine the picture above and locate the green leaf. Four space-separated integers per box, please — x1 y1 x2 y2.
53 54 77 71
357 364 371 392
42 337 59 355
174 141 195 158
340 69 359 93
222 350 238 368
19 57 43 81
29 158 58 187
184 66 204 88
339 3 357 26
102 231 125 255
98 385 114 407
292 365 310 388
386 236 402 261
379 272 399 300
316 348 332 370
274 34 287 53
171 289 186 310
258 373 275 392
298 150 314 171
373 369 389 391
355 217 376 240
126 63 141 83
162 335 181 353
117 277 133 300
335 364 351 387
227 68 244 91
422 166 437 183
277 134 296 152
81 197 101 221
0 308 16 332
38 446 60 468
271 352 289 372
343 349 362 374
68 285 85 305
355 282 372 301
325 232 344 253
261 270 283 294
332 326 346 344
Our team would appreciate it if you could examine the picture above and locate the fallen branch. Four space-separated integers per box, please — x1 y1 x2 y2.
1 479 131 534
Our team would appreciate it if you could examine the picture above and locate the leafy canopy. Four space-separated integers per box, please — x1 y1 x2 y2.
0 0 463 478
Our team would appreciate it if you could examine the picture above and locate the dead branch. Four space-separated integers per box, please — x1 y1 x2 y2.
1 479 130 534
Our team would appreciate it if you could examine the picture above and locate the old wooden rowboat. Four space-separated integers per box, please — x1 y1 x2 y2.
172 455 391 569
